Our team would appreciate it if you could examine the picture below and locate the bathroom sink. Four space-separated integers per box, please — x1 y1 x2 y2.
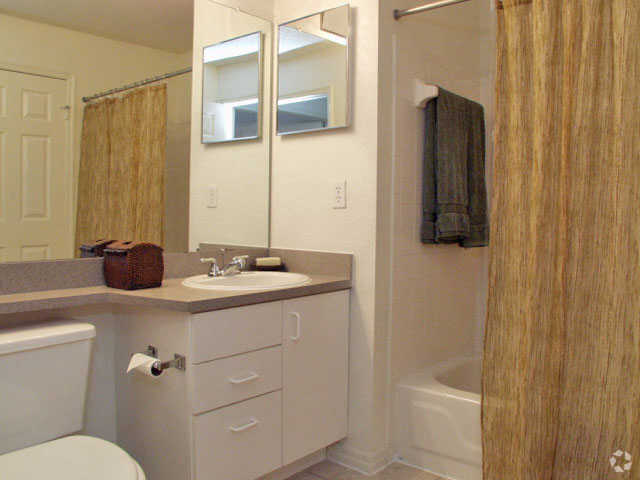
182 271 312 291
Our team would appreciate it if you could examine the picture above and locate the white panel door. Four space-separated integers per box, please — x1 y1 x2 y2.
0 69 71 262
282 291 349 464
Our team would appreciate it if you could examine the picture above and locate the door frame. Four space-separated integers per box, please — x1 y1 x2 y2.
0 62 76 259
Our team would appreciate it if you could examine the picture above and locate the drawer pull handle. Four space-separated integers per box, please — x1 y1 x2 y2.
290 312 301 341
228 372 260 384
229 418 260 433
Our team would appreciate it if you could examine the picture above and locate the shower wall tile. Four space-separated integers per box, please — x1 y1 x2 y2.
388 0 495 394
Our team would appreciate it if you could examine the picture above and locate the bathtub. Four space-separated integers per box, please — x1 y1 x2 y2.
394 356 481 480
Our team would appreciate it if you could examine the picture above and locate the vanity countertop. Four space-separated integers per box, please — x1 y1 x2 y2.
0 274 351 315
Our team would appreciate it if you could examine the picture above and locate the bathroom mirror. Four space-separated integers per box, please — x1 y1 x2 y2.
0 0 273 263
276 5 350 135
189 2 272 250
201 32 263 144
0 1 194 263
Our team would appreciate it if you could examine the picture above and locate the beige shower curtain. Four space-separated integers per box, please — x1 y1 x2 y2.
75 85 166 252
483 0 639 479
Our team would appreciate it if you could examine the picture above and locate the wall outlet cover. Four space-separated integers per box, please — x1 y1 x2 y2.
207 185 218 208
332 180 347 209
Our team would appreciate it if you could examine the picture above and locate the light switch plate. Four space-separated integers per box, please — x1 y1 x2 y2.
207 185 218 208
332 180 347 209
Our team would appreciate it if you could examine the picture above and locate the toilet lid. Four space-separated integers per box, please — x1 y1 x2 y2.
0 435 141 480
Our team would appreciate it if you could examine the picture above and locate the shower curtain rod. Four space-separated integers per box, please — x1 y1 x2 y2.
82 66 192 103
394 0 500 19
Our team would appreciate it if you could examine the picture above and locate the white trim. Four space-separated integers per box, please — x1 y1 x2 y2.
327 443 395 475
385 31 399 465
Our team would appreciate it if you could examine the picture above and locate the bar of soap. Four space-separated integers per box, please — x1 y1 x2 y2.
256 257 282 267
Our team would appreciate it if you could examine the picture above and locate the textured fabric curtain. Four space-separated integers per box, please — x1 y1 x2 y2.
482 0 639 479
75 85 166 252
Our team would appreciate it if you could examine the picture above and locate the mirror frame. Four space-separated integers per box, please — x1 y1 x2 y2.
276 5 351 136
201 31 264 144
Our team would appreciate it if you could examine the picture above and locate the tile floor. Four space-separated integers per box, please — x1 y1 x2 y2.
287 460 445 480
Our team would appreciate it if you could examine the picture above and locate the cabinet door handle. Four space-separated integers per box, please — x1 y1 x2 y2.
228 418 259 433
289 312 301 341
228 372 260 384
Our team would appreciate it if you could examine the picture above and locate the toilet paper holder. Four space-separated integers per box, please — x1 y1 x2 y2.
143 345 186 373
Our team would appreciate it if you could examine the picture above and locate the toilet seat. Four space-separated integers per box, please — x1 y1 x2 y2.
0 435 145 480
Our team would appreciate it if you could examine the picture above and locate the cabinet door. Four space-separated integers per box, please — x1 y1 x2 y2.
282 290 349 464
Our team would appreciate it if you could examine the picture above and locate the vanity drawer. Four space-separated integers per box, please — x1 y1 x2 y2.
193 391 282 480
191 346 282 414
190 301 282 363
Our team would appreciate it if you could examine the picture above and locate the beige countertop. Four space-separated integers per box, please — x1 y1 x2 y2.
0 274 351 315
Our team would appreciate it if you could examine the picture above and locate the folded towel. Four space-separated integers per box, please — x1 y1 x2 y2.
421 88 488 248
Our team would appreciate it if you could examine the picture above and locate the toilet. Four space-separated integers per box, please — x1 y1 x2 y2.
0 321 145 479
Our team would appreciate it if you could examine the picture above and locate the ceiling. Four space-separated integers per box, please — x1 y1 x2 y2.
0 0 193 53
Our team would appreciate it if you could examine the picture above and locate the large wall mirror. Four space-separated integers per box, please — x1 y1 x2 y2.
189 1 272 249
202 31 263 143
0 0 273 264
276 5 350 135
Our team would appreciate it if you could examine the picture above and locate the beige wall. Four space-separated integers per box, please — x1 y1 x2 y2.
271 0 392 472
379 0 495 439
189 0 272 248
0 13 192 250
214 0 275 21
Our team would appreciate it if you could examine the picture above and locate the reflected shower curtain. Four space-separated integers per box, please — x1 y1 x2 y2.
75 85 166 252
483 0 639 479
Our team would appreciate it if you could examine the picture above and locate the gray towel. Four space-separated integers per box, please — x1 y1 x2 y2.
421 88 488 248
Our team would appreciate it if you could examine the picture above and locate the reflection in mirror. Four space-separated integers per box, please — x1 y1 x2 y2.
277 5 350 135
202 32 263 144
189 1 272 249
0 2 193 263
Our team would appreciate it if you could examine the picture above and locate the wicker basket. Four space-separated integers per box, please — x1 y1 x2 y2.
79 239 114 258
103 241 164 290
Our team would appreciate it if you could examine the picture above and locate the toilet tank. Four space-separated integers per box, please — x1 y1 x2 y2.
0 321 96 455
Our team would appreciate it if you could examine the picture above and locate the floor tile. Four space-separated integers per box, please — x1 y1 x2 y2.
300 460 443 480
308 460 365 479
287 473 323 480
374 462 442 480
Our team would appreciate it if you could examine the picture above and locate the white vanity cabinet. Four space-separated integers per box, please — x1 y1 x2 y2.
282 293 349 464
189 290 349 480
116 290 349 480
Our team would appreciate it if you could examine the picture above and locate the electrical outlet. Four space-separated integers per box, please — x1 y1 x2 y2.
207 185 218 208
332 180 347 209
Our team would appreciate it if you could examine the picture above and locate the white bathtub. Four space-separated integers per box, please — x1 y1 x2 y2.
394 356 482 480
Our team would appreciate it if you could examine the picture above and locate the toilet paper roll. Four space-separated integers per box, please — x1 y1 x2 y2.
127 353 162 377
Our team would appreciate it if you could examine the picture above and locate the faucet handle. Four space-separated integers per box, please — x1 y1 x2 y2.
232 255 249 269
201 257 221 277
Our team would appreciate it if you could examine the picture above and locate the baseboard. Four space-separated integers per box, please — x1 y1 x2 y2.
327 442 395 475
261 449 327 480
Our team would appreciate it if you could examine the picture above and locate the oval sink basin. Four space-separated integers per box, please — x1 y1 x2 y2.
182 271 312 291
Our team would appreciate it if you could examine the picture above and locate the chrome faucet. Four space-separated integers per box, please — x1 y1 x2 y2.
200 250 249 277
